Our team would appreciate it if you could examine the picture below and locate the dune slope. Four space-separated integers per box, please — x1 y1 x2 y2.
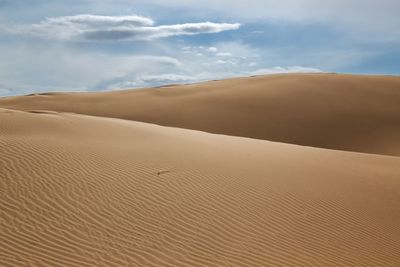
1 108 400 266
1 74 400 156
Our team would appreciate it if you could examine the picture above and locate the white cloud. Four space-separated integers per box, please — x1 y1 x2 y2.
216 52 233 57
0 42 183 94
108 74 197 89
216 60 228 65
10 14 240 41
139 0 400 40
0 38 325 95
99 42 325 90
141 74 196 82
251 66 323 75
180 43 257 63
48 14 154 27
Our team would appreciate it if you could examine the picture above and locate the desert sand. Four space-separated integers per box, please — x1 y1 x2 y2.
1 74 400 266
1 73 400 156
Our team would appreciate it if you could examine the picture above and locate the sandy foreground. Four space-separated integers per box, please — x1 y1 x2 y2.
1 74 400 266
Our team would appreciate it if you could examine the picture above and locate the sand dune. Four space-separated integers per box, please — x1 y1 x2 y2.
1 108 400 266
1 74 400 266
1 74 400 156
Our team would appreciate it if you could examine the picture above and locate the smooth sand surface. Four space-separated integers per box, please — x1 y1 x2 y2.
1 74 400 156
1 108 400 266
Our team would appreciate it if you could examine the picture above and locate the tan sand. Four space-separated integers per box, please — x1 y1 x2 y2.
1 73 400 156
1 108 400 266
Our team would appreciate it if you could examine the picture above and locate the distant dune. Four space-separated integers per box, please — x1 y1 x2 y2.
1 73 400 266
1 108 400 266
1 73 400 156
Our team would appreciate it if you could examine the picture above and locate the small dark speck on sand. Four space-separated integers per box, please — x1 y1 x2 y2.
157 170 171 176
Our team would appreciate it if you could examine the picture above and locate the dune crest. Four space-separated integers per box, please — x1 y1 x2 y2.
1 73 400 156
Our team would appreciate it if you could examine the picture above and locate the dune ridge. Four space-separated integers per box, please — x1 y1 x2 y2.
1 73 400 156
1 108 400 266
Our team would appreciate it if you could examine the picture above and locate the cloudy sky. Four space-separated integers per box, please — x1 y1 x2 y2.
1 0 399 96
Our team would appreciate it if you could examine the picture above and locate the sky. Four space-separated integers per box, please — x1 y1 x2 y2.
0 0 399 96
